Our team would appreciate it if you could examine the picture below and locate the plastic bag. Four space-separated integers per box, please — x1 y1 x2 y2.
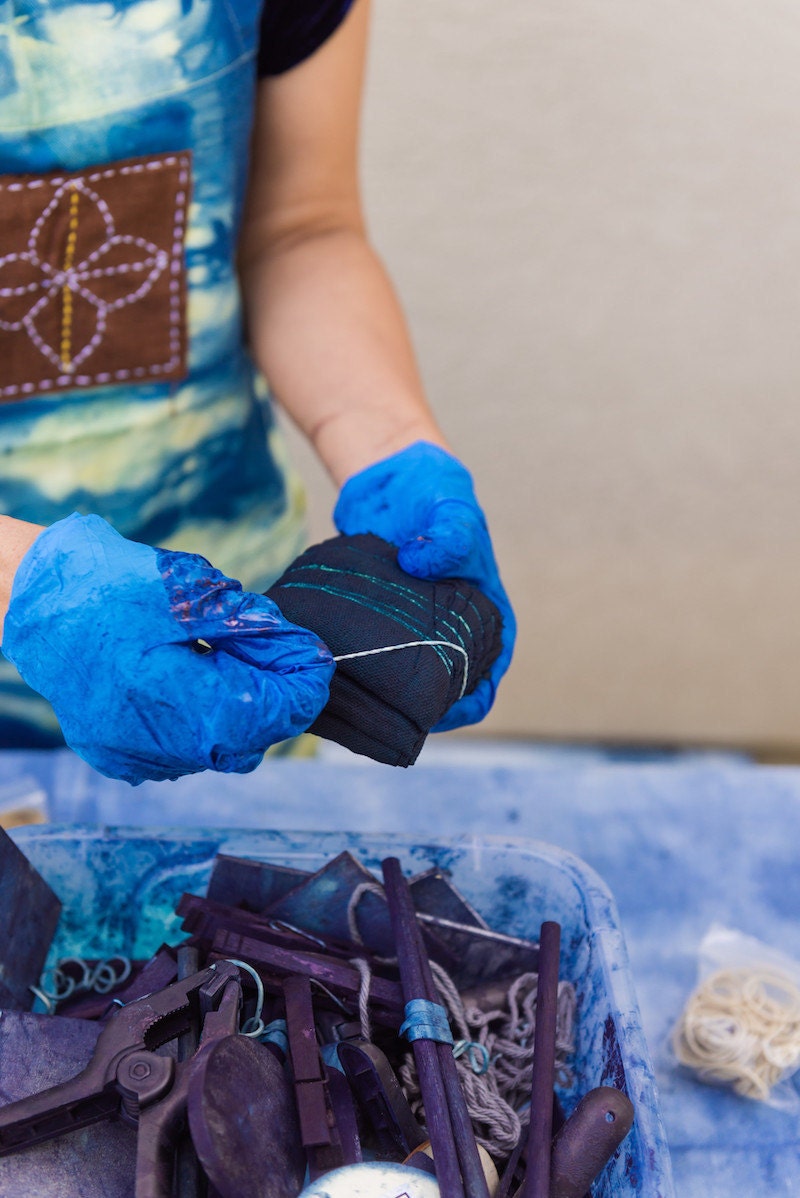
671 924 800 1110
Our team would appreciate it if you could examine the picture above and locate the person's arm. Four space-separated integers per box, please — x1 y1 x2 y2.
239 0 448 487
240 0 516 730
0 517 44 636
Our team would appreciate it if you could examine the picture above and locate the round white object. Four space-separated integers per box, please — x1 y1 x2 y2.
413 1140 499 1195
298 1162 440 1198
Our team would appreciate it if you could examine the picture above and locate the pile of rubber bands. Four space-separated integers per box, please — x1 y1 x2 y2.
672 965 800 1101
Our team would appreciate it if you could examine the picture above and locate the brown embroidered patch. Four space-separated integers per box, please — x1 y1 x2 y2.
0 152 192 402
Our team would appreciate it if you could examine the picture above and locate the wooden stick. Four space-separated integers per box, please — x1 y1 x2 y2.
383 857 490 1198
521 921 561 1198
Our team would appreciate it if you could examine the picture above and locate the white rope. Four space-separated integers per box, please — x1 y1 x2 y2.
333 640 470 700
349 956 374 1043
400 960 577 1158
672 966 800 1101
344 881 579 1156
347 881 388 945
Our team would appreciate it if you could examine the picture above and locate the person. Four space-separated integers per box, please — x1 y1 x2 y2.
0 0 515 784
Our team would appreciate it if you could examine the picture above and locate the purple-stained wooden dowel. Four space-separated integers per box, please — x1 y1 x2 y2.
522 920 561 1198
382 857 465 1198
383 857 492 1198
208 929 404 1026
383 861 491 1198
397 910 491 1193
434 1029 492 1198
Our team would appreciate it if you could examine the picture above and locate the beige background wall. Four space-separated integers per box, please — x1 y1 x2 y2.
283 0 800 751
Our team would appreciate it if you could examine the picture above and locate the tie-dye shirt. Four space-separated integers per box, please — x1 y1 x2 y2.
0 0 354 745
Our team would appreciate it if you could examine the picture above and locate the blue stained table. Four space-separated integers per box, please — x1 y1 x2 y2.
5 741 800 1197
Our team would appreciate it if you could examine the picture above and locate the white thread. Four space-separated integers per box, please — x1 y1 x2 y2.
350 956 373 1043
399 961 577 1157
672 966 800 1101
347 880 387 945
333 639 470 700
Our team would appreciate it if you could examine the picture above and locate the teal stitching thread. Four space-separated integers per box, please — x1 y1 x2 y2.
279 580 455 674
278 578 438 636
287 563 483 656
278 562 486 691
290 562 437 609
284 562 478 654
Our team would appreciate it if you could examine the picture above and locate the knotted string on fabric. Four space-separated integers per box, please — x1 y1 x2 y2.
266 533 503 766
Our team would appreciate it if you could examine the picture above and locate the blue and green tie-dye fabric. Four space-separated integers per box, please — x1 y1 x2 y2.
0 0 346 746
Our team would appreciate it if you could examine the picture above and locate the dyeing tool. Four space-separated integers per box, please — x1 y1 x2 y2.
0 962 303 1198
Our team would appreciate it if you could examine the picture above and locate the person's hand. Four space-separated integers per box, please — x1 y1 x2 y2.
333 441 515 729
1 514 334 784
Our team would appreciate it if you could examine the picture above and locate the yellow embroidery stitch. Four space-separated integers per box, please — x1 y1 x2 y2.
0 153 190 397
59 187 80 372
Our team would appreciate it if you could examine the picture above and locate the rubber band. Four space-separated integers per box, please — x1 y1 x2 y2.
672 966 800 1101
55 956 93 991
36 955 132 1003
28 984 56 1014
453 1039 491 1074
37 968 76 1001
89 963 118 994
400 998 454 1045
219 958 266 1039
92 957 131 994
105 956 133 986
333 640 470 700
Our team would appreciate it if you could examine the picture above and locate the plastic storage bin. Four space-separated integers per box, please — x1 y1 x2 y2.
11 824 675 1198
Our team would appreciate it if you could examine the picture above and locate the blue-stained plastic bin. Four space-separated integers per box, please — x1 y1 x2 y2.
12 824 675 1198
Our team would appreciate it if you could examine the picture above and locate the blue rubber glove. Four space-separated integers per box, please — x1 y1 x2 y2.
333 441 516 729
1 514 334 784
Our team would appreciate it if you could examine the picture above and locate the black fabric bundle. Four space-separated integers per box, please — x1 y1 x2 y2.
266 533 504 767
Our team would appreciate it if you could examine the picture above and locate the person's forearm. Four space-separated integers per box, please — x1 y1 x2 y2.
0 516 44 636
240 224 450 487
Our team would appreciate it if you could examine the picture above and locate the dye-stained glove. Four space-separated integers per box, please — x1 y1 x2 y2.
1 514 334 784
333 441 516 729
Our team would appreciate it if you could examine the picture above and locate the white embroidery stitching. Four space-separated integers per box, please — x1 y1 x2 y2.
0 155 189 398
